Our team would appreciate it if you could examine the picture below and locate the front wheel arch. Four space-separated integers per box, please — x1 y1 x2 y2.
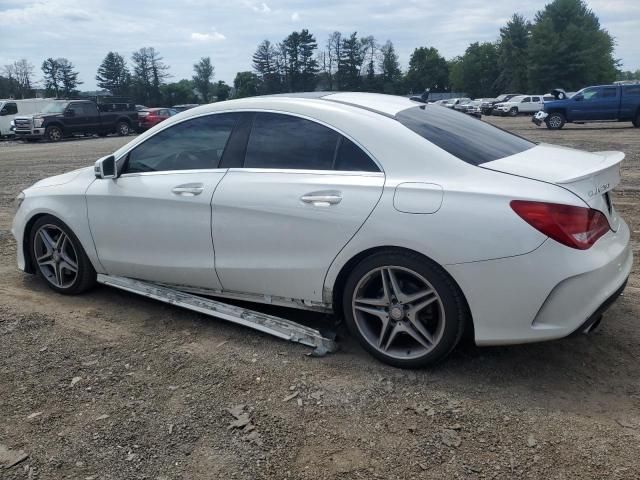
330 246 473 336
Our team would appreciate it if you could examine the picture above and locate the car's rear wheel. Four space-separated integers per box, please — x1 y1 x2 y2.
45 125 63 142
116 121 130 136
29 215 96 294
342 251 466 368
546 112 566 130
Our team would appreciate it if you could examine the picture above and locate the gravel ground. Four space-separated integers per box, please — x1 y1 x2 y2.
0 117 639 480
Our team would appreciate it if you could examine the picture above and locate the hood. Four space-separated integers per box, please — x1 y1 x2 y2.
29 166 94 189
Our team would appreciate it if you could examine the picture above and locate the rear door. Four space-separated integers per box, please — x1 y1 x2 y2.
82 102 101 133
212 112 384 302
87 112 242 289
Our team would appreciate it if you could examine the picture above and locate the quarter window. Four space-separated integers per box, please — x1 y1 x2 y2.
335 138 379 172
124 114 238 173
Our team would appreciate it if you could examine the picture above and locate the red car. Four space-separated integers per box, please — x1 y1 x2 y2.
137 108 175 131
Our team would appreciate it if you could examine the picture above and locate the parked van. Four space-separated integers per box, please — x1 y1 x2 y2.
0 99 56 136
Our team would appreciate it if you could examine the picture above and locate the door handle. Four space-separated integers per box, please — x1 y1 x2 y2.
301 191 342 206
172 183 204 196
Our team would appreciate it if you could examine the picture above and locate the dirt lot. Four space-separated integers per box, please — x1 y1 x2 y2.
0 117 639 479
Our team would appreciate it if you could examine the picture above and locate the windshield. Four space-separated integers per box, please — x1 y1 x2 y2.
396 105 535 165
41 102 69 114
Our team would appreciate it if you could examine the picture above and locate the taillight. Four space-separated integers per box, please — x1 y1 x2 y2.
510 200 610 250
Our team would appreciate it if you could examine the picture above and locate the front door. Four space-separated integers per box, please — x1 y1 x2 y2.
212 112 385 302
86 112 240 289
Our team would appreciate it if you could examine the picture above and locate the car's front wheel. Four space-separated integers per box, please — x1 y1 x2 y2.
45 125 63 142
116 121 130 136
509 107 518 117
546 112 566 130
342 251 467 368
29 215 96 294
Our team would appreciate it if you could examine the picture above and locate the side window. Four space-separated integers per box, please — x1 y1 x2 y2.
3 103 18 115
521 97 531 103
624 86 640 96
83 103 99 116
582 87 600 100
531 96 541 102
124 114 238 173
335 138 379 172
68 103 82 115
244 113 339 170
602 87 617 98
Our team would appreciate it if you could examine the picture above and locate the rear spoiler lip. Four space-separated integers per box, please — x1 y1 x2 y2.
555 151 625 184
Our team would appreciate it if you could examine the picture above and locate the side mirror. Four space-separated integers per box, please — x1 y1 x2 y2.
64 108 75 117
0 109 7 116
94 155 117 179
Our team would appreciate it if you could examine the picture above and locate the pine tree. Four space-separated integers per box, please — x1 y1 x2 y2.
42 58 61 97
379 41 402 94
131 47 169 106
337 32 365 90
252 40 282 94
96 52 130 95
281 30 319 92
495 14 531 93
192 57 215 102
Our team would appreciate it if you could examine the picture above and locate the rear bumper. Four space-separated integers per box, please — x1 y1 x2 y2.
446 218 632 346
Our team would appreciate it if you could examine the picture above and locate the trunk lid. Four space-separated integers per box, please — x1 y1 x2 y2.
481 143 624 230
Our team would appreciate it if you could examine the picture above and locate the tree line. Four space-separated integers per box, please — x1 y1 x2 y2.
0 0 638 105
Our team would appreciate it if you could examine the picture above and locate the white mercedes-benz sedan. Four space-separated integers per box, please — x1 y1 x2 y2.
12 92 632 367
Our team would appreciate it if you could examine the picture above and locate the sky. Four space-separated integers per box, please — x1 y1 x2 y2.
1 0 638 90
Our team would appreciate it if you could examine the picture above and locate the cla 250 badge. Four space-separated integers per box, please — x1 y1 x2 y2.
589 183 610 197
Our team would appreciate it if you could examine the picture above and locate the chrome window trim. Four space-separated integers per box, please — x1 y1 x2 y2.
118 168 228 179
228 167 384 177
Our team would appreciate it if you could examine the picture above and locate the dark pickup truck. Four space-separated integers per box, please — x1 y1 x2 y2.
533 84 640 130
13 98 138 142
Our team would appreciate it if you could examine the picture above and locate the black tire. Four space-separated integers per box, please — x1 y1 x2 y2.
29 215 96 295
45 125 63 142
97 132 108 137
25 138 39 143
546 112 566 130
342 250 468 368
509 107 518 117
116 121 130 136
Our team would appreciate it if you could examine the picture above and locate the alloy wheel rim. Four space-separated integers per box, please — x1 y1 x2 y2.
549 116 561 128
33 224 79 288
119 123 128 135
352 266 445 360
50 128 61 140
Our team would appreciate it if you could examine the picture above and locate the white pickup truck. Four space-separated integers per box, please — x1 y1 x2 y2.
493 95 552 116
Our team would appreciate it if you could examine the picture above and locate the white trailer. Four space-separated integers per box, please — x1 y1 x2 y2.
0 98 56 136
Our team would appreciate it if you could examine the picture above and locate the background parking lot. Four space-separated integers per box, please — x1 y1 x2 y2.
1 118 639 479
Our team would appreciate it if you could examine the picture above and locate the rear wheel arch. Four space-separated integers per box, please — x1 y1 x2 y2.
329 246 474 336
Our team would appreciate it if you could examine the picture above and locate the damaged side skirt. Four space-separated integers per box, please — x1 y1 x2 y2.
96 274 338 356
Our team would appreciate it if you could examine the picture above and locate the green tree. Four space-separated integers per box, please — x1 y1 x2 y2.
41 58 61 97
379 40 402 94
337 32 365 90
453 42 500 97
281 29 319 92
214 80 231 101
253 40 282 94
616 69 640 81
233 71 260 98
496 14 530 93
406 46 449 93
192 57 215 102
160 80 197 106
56 58 82 96
528 0 616 91
131 47 170 106
96 52 130 95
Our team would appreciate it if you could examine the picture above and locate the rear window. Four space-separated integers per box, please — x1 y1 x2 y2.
396 105 535 165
